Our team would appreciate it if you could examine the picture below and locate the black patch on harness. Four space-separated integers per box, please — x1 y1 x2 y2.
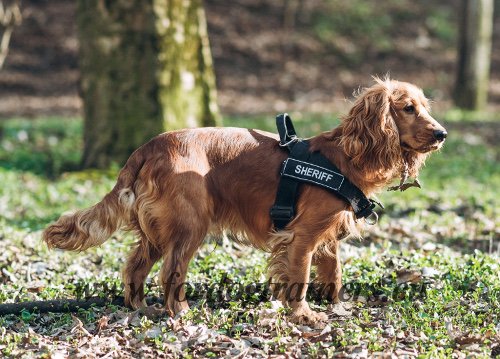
281 158 344 191
270 113 381 230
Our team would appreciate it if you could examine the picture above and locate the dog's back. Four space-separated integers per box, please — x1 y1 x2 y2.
43 127 283 252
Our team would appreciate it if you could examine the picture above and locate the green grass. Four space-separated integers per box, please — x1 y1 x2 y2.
0 117 83 177
0 116 498 357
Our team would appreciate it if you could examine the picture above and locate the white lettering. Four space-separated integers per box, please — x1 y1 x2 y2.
292 162 337 183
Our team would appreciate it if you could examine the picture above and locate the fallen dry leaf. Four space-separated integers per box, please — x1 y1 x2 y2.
327 302 353 317
396 269 422 284
95 315 109 334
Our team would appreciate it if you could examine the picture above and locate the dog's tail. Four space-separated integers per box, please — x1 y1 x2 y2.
43 148 146 251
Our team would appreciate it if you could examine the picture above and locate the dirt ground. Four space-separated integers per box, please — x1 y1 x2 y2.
0 0 499 118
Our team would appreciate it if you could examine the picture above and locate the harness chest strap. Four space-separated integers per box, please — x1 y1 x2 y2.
270 113 380 230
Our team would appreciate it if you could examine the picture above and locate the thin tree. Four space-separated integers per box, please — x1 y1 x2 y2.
454 0 494 110
78 0 220 169
0 0 21 69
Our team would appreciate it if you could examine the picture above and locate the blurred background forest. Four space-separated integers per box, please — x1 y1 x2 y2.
0 0 499 119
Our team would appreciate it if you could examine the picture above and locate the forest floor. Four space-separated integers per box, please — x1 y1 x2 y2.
0 116 498 358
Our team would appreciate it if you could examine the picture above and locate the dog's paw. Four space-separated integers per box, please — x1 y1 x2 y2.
125 296 147 310
290 308 328 327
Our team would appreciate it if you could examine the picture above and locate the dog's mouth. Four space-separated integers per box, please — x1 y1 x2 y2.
401 141 443 153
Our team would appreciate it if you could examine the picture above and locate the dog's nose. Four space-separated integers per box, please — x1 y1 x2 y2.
433 129 447 142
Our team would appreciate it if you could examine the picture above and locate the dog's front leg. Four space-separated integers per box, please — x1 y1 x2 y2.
314 239 342 304
284 240 328 325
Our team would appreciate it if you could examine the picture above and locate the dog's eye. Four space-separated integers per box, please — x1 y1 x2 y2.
404 105 415 114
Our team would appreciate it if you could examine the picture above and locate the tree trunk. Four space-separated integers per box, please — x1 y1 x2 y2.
78 0 220 169
155 0 220 129
454 0 494 110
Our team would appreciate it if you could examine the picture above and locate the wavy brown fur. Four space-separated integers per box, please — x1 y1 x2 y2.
43 79 446 325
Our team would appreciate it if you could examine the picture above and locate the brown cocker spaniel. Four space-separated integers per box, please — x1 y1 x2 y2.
43 78 447 325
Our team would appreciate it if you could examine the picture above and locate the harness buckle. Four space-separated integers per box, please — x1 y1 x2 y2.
270 205 295 221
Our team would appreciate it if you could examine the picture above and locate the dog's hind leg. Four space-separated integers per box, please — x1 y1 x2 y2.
160 228 206 315
122 232 162 309
148 173 212 316
158 215 209 316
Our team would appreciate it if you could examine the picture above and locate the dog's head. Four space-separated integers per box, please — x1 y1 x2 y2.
340 78 447 177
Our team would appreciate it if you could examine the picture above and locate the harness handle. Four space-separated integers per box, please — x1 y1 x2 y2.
276 113 299 149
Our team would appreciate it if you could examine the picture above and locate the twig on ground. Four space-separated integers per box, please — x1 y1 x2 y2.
0 296 163 315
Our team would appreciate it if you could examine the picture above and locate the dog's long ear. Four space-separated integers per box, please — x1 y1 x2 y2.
340 83 401 173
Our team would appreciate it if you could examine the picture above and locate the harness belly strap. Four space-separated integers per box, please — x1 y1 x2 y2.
270 113 380 230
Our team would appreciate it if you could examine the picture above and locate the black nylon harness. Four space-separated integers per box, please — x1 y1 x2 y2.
270 113 381 230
